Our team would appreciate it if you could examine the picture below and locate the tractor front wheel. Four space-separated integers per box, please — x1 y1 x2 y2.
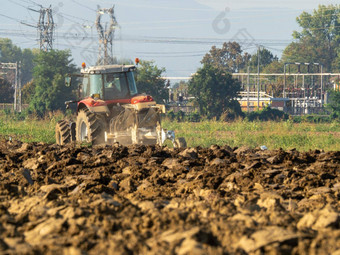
55 120 71 145
76 109 105 145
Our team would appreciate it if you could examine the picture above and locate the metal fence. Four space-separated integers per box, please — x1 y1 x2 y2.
167 105 198 113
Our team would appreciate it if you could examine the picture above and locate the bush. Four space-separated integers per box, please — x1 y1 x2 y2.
176 110 185 122
186 112 201 122
2 109 29 121
290 115 333 123
246 107 288 121
165 110 202 122
166 110 176 121
220 100 245 121
326 91 340 119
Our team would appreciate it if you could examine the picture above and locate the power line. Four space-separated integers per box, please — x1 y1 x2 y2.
55 12 88 28
8 0 32 9
56 12 93 25
136 50 209 55
138 54 204 58
16 0 42 8
70 0 96 12
7 0 93 30
0 12 22 23
0 28 294 47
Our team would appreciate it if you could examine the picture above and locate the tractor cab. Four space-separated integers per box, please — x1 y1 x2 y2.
77 64 138 101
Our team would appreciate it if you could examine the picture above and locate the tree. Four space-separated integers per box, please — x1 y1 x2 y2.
0 78 14 103
21 48 38 85
327 91 340 119
248 48 278 72
21 80 35 104
0 38 21 63
261 60 285 97
135 60 168 103
201 41 250 73
282 4 340 72
29 50 77 116
188 64 242 118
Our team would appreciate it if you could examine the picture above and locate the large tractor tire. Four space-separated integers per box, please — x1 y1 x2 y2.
76 109 105 145
55 120 71 145
174 137 187 148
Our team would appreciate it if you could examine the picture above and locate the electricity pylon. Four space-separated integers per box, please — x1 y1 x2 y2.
96 5 118 65
38 6 54 51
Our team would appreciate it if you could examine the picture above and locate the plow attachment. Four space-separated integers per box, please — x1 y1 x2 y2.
107 106 186 148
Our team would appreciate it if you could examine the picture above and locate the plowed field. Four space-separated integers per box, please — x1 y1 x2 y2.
0 139 339 254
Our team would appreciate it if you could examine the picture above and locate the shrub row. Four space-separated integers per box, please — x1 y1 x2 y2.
166 107 339 123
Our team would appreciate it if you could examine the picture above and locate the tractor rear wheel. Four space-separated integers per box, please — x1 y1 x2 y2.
76 109 105 145
55 120 71 145
174 137 187 148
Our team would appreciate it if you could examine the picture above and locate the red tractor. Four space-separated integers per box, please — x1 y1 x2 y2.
55 63 186 148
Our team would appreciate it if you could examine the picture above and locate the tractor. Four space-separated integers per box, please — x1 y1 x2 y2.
55 62 186 148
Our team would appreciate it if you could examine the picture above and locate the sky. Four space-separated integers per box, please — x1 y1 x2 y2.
195 0 336 10
0 0 338 79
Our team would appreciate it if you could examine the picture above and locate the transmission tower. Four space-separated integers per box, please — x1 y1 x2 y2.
38 6 55 51
96 5 118 65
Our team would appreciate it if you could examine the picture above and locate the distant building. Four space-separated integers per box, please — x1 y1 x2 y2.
238 91 289 112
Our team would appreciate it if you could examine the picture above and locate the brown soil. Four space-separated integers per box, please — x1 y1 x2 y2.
0 139 339 255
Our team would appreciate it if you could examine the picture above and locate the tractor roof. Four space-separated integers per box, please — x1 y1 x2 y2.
81 65 136 74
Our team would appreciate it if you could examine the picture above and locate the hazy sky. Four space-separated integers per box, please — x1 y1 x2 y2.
195 0 336 10
0 0 338 78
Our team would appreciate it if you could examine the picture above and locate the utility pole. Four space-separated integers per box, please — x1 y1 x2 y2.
257 45 261 110
96 5 118 65
14 63 17 111
247 66 250 113
18 62 22 112
284 64 286 98
38 6 54 51
320 64 323 106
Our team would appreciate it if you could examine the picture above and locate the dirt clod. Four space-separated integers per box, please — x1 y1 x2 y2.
0 139 339 254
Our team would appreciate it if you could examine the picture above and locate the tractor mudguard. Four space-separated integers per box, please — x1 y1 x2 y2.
77 98 110 115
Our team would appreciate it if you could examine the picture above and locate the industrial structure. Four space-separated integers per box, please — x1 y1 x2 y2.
165 67 340 115
0 62 22 112
233 69 340 115
96 5 118 65
37 6 55 51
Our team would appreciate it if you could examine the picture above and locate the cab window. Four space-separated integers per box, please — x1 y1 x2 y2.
104 73 129 100
81 75 90 98
127 71 138 96
89 74 103 98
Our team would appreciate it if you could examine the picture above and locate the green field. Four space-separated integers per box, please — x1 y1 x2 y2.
0 112 60 144
163 119 340 151
0 113 339 151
